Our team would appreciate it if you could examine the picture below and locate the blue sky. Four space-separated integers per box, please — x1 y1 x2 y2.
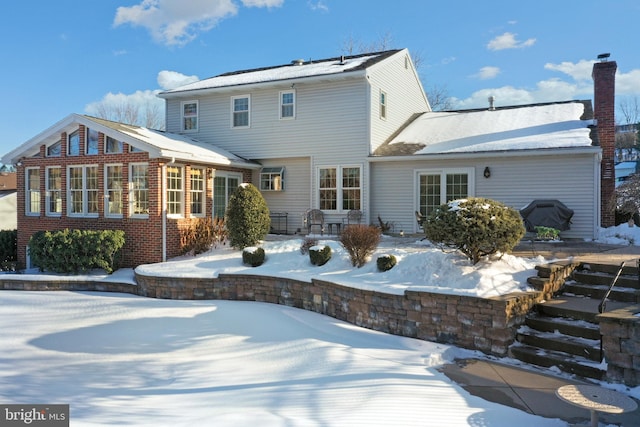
2 0 640 160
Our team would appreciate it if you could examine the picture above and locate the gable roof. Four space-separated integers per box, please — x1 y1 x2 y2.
1 114 259 169
374 100 598 158
159 49 403 97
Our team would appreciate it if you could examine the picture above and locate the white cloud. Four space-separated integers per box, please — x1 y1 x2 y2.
157 70 200 90
544 60 594 82
113 0 282 47
307 0 329 12
474 66 500 80
487 32 536 51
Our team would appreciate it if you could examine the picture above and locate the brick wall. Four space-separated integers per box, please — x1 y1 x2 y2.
592 60 618 228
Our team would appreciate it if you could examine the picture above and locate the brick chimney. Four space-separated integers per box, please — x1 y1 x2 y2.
592 55 617 228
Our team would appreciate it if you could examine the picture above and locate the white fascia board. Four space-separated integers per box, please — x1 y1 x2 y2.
367 146 602 162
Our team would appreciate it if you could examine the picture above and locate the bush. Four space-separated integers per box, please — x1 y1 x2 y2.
424 197 525 265
181 217 227 255
242 246 265 267
300 237 318 254
340 224 381 267
28 229 125 274
0 229 17 272
309 245 331 266
534 226 560 241
226 183 271 249
376 254 397 272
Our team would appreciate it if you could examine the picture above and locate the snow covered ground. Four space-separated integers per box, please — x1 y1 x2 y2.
2 224 640 426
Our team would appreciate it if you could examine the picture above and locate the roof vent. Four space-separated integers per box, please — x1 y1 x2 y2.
488 96 496 111
339 55 346 65
292 59 305 66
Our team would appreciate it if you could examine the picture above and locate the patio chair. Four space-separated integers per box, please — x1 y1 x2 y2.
415 211 427 240
343 209 363 228
306 209 324 235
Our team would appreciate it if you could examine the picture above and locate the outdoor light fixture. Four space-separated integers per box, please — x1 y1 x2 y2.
484 166 491 178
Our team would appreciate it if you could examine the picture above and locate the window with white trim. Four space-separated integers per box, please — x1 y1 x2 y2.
46 167 62 216
260 167 284 191
105 164 123 217
280 90 295 119
379 90 387 119
68 165 99 216
232 95 250 127
318 165 361 211
167 165 183 217
130 163 149 217
86 128 99 155
105 136 123 154
181 101 198 132
47 141 61 157
190 167 205 217
213 172 241 218
26 167 40 216
417 168 474 217
68 130 80 156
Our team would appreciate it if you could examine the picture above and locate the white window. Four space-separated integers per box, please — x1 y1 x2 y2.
260 167 284 191
231 95 250 128
318 165 361 212
279 90 295 119
68 130 80 156
105 164 123 217
213 172 241 218
86 128 99 155
416 168 474 217
67 165 99 217
167 165 183 217
129 163 149 217
105 136 123 154
46 167 62 216
181 101 198 132
190 167 205 217
380 90 387 120
26 167 40 216
47 141 61 157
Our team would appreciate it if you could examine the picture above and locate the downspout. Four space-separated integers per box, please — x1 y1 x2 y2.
595 151 603 239
162 161 167 262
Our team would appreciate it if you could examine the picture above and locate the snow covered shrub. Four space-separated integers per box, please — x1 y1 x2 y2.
424 197 525 265
242 246 265 267
226 183 271 249
28 229 125 274
339 224 381 268
180 217 227 255
0 229 17 271
309 245 331 266
376 254 397 272
300 237 318 254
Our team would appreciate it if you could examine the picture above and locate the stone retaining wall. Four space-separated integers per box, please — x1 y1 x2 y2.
598 306 640 386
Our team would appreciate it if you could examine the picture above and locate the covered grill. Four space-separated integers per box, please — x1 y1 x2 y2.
520 199 574 232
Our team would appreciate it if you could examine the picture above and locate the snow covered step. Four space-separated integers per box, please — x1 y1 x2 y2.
535 295 631 323
516 327 601 362
562 281 640 303
572 270 640 290
509 344 606 381
524 313 600 340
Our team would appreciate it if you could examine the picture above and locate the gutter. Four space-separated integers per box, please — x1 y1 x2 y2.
367 146 602 162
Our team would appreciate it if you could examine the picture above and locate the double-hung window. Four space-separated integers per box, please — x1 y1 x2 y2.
166 165 183 217
280 90 295 119
232 95 250 128
380 90 387 119
318 166 361 211
417 168 474 217
130 163 149 217
181 101 198 132
26 167 40 216
46 167 62 216
86 128 99 155
190 167 205 217
105 165 123 217
68 130 80 156
68 165 99 217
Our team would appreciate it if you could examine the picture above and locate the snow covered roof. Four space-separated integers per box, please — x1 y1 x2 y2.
375 100 596 157
159 50 402 97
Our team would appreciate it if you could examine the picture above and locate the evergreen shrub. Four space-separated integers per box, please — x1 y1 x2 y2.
0 229 17 271
28 229 125 274
226 183 271 249
376 254 397 272
309 245 331 266
242 246 265 267
424 197 525 265
339 224 381 267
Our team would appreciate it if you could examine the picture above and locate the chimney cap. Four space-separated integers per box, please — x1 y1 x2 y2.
597 53 610 61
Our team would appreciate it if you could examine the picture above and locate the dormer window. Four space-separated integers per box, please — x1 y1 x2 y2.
181 101 198 132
